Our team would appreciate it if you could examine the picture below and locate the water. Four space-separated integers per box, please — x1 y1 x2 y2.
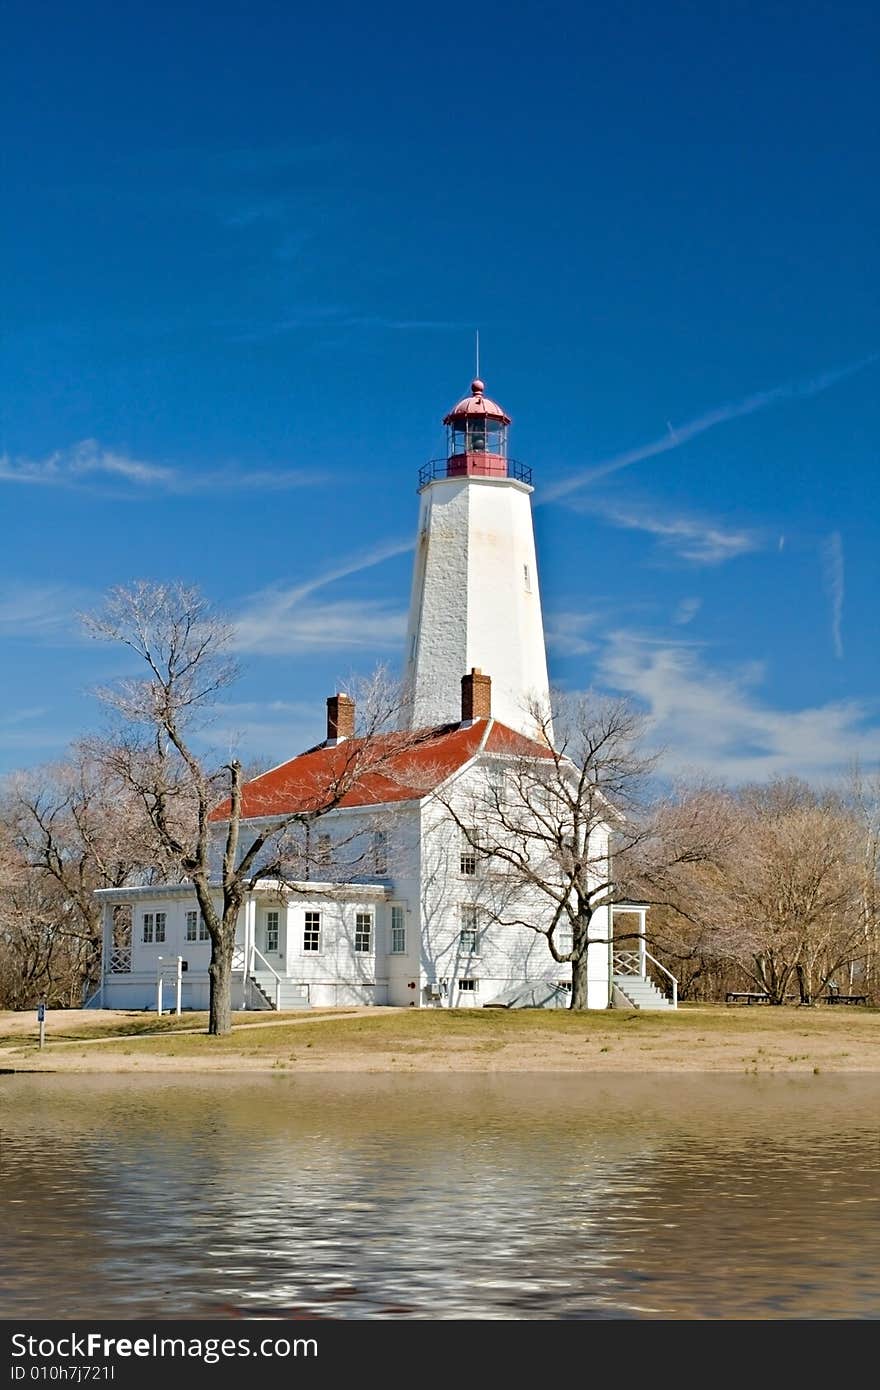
1 1074 879 1319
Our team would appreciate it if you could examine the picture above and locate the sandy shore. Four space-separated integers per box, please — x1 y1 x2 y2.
2 1003 879 1074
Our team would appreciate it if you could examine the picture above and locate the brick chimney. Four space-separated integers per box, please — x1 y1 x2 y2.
326 692 355 742
461 668 492 723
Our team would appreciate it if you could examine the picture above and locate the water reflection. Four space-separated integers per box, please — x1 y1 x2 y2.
1 1074 879 1319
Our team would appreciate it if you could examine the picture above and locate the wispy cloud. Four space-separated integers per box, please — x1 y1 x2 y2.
544 611 598 656
596 629 879 781
569 497 760 565
0 440 321 495
673 597 702 625
822 531 845 660
0 581 94 642
542 355 878 503
234 597 406 656
0 710 71 756
200 698 322 761
233 537 413 656
228 309 467 343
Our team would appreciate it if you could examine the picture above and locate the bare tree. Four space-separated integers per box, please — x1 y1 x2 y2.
429 693 703 1008
1 744 155 1005
845 763 880 995
657 780 869 1003
84 581 417 1034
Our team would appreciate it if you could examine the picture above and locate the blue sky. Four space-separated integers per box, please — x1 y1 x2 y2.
1 0 878 783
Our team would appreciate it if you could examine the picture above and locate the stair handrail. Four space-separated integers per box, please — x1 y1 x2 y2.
644 948 678 1009
251 945 283 1010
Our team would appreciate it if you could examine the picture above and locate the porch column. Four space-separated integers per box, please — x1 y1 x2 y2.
245 897 257 976
100 900 114 1006
637 908 647 977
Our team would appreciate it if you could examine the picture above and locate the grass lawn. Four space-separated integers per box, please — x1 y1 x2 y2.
2 1001 877 1073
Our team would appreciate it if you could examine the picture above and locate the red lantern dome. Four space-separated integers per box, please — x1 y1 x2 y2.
442 379 510 478
443 379 512 426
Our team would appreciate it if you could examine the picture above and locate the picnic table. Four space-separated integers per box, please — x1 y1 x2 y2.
725 992 798 1004
824 993 868 1005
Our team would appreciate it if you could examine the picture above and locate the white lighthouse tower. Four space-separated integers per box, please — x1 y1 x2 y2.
402 377 552 738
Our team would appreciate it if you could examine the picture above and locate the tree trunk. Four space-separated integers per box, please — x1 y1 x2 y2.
795 962 812 1005
569 951 589 1010
208 940 234 1035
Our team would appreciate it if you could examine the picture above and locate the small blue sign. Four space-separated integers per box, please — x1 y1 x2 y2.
37 1003 46 1022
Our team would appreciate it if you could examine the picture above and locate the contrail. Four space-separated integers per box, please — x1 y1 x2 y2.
822 531 845 660
541 354 877 504
265 538 415 607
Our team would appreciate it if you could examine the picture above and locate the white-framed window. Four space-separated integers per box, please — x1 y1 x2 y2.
459 904 480 955
142 911 165 944
372 830 388 874
458 978 479 994
557 928 573 956
390 905 406 954
265 910 280 953
187 911 210 942
488 763 506 799
355 911 372 953
303 911 321 953
460 828 480 876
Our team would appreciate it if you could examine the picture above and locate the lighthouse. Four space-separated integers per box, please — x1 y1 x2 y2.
402 377 552 739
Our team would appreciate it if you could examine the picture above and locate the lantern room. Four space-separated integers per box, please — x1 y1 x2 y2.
443 378 511 477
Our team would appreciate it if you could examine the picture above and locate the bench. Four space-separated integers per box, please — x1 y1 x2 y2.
824 993 868 1005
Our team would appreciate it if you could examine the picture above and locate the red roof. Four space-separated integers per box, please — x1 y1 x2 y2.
443 378 511 425
209 718 552 823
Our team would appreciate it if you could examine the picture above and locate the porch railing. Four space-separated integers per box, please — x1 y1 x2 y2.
234 942 309 1010
108 947 132 974
251 946 283 1010
613 947 678 1009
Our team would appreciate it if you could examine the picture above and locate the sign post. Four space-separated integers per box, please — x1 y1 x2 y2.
157 956 184 1017
37 1000 46 1049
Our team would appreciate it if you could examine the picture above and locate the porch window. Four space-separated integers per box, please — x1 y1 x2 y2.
390 905 406 954
458 978 478 993
186 911 210 942
355 912 372 953
142 911 165 944
303 911 321 953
